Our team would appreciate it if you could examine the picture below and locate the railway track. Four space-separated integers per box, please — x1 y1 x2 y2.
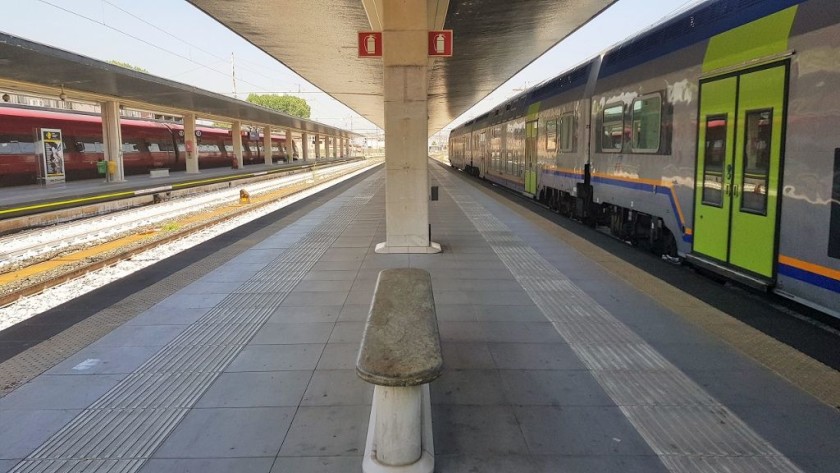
0 159 380 314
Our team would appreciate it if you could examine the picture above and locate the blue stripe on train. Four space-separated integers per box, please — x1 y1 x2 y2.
778 264 840 294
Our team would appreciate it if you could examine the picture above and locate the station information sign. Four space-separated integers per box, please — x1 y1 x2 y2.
38 128 65 185
358 32 383 58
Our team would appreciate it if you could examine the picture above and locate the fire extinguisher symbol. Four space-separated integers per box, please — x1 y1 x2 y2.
365 34 376 55
435 34 445 54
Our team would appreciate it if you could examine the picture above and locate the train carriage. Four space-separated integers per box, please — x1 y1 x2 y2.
449 0 840 317
0 105 298 186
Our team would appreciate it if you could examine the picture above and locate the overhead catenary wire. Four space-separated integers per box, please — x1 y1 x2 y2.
35 0 273 94
100 0 304 92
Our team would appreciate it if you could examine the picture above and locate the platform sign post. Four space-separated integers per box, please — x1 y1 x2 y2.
36 128 65 185
358 32 383 58
428 30 453 57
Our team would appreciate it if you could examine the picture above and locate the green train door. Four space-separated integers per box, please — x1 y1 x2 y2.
693 64 787 279
525 120 538 195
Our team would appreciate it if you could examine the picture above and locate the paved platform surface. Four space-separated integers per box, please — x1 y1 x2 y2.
1 162 838 473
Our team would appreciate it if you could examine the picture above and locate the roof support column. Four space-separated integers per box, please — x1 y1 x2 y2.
285 129 293 161
376 0 440 254
301 132 309 161
100 101 124 182
264 126 273 165
183 113 199 173
315 134 320 160
232 120 243 169
325 136 331 161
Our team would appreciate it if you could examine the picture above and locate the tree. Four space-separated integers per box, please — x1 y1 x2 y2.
246 93 311 119
108 60 148 73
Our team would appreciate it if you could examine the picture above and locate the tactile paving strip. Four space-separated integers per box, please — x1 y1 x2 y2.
9 174 384 473
433 167 803 473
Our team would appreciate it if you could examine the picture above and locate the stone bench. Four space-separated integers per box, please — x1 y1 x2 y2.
149 168 169 178
356 268 443 473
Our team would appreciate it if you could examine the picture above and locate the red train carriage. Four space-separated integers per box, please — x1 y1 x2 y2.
0 105 295 186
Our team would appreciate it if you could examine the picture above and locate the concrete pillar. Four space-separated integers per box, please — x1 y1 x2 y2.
183 113 200 174
264 126 273 165
376 0 440 254
315 134 320 160
325 136 331 161
101 101 125 182
285 129 293 162
332 137 338 159
232 120 243 169
302 132 309 161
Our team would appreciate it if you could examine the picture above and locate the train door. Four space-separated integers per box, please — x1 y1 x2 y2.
525 120 538 195
693 64 787 280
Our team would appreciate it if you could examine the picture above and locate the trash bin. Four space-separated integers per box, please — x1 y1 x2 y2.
107 161 117 175
96 160 107 175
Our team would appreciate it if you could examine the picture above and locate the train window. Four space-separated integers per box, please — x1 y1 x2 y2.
19 141 36 154
506 122 516 174
0 135 32 154
158 141 175 152
601 104 624 152
148 143 161 152
546 120 557 152
79 141 103 153
702 115 727 207
740 109 772 215
0 140 21 155
122 143 139 153
492 125 502 171
558 113 576 153
630 94 662 153
830 149 840 259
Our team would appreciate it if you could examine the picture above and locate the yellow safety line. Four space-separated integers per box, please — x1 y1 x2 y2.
0 191 136 216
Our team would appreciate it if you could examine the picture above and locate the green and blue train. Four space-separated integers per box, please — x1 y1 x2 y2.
449 0 840 317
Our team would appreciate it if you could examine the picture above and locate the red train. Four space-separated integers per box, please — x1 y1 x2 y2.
0 105 299 186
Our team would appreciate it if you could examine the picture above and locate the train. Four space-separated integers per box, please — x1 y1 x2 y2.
0 105 299 186
449 0 840 317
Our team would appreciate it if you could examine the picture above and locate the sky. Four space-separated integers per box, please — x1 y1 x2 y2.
0 0 704 139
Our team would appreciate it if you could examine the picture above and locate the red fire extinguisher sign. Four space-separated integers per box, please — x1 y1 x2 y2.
428 30 453 57
358 32 383 58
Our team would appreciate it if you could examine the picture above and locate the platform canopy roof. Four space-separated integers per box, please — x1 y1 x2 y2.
0 33 354 138
187 0 616 135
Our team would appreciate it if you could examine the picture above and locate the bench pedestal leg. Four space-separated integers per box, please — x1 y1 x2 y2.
363 384 434 473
